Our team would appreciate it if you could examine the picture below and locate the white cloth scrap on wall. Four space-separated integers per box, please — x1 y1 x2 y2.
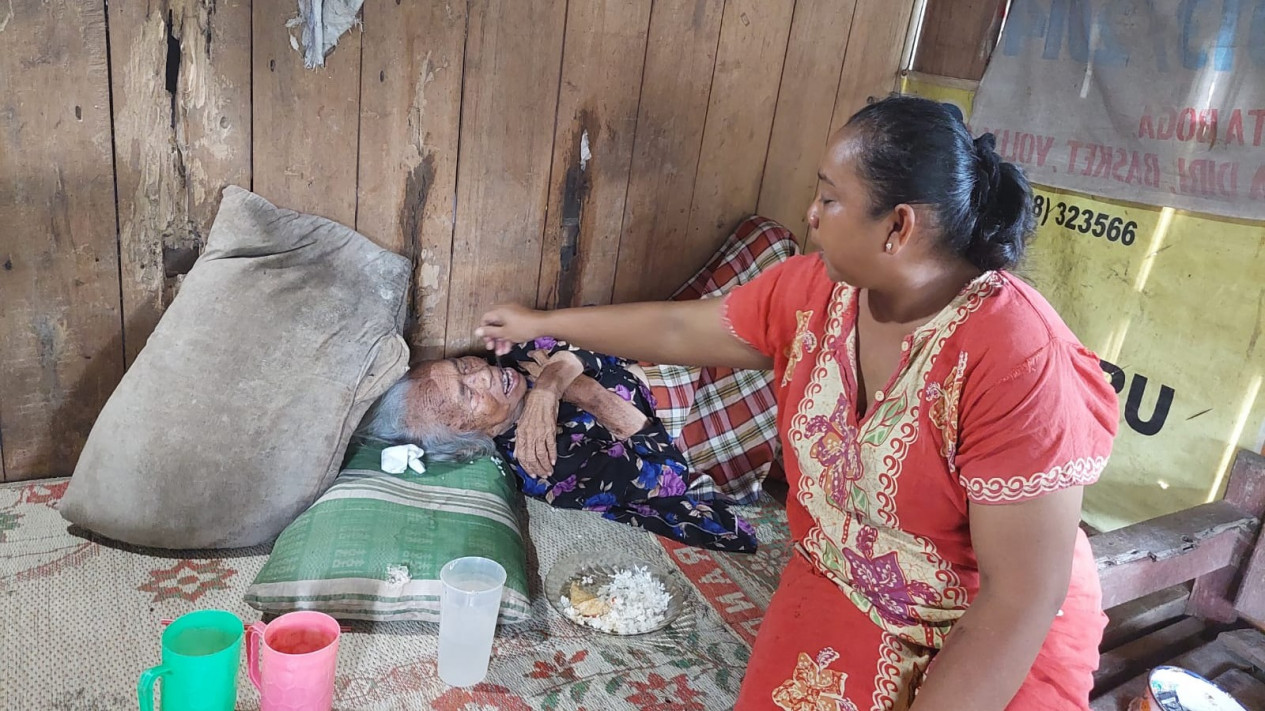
287 0 365 69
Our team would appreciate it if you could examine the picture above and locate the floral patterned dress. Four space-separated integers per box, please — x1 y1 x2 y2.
494 339 756 553
723 256 1117 710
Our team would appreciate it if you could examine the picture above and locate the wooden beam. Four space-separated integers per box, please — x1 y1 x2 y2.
1220 450 1265 518
355 0 467 360
911 0 1005 81
1091 640 1250 710
1234 533 1265 629
536 0 652 310
0 0 126 480
1094 617 1207 695
1102 583 1192 650
756 0 858 243
1219 629 1265 671
1188 565 1245 624
444 0 567 354
1211 668 1265 709
1093 500 1258 609
611 0 724 303
1192 450 1265 621
109 0 251 365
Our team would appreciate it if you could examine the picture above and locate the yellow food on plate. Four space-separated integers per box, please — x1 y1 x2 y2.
573 597 611 617
568 582 610 617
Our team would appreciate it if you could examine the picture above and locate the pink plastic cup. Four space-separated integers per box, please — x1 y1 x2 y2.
246 611 340 711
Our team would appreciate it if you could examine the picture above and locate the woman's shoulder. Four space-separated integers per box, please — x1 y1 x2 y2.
749 253 836 302
754 252 830 283
955 272 1105 385
725 253 835 314
968 272 1087 350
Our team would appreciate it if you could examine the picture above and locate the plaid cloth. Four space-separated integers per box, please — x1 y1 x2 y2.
643 216 798 505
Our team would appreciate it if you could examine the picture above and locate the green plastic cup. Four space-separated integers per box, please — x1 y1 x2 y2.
138 610 243 711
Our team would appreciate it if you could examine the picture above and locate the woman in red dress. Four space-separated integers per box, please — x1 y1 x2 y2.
476 96 1117 710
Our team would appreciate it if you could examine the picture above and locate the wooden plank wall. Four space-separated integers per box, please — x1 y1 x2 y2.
0 0 916 481
0 1 123 483
912 0 1006 81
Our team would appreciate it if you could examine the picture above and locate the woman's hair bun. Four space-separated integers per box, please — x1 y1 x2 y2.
964 133 1035 272
845 97 1037 271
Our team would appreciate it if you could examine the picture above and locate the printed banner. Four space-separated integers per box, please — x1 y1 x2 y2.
901 74 1265 531
972 0 1265 221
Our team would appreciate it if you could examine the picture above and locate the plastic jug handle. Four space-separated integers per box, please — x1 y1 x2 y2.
246 621 267 691
137 665 169 711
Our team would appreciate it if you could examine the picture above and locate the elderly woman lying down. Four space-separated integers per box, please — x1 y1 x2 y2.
361 220 797 552
361 339 757 552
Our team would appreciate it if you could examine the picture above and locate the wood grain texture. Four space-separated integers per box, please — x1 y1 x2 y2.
109 0 252 364
1091 641 1249 710
2 0 942 480
1211 668 1265 709
1093 501 1258 609
912 0 1004 81
1220 629 1265 670
828 0 919 135
0 0 124 480
1094 617 1207 694
179 1 253 241
756 0 858 242
536 0 652 310
682 0 795 281
357 0 467 360
1102 583 1191 650
1222 450 1265 515
1234 534 1265 628
252 0 361 225
445 0 567 354
611 0 725 303
1192 449 1265 622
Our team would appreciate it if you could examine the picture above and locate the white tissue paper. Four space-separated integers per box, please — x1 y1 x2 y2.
384 564 411 586
381 444 426 474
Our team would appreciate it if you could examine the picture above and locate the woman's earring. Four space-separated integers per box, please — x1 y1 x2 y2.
885 241 893 252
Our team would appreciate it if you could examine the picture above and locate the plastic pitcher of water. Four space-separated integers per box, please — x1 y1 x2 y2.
438 556 506 687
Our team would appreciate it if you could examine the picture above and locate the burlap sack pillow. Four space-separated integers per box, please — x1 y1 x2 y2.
60 187 411 548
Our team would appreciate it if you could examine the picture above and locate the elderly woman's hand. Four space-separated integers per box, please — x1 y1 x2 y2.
515 388 560 479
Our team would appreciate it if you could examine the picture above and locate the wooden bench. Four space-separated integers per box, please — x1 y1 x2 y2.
1090 449 1265 710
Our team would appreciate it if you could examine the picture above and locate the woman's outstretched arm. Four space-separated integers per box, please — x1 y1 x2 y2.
476 299 772 371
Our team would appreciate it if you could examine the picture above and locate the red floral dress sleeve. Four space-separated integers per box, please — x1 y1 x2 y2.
720 255 819 359
954 338 1119 505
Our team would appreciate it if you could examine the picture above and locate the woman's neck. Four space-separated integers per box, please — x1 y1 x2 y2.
866 259 983 325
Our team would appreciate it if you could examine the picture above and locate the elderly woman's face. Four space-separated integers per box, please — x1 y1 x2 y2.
405 356 528 436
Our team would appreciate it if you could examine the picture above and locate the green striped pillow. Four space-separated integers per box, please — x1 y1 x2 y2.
244 443 530 623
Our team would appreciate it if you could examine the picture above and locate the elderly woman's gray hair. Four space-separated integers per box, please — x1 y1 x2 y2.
357 376 498 462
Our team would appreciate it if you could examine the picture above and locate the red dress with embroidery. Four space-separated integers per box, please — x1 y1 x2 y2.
723 255 1117 711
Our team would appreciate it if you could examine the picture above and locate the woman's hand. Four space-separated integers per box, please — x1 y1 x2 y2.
477 304 547 356
514 388 560 479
